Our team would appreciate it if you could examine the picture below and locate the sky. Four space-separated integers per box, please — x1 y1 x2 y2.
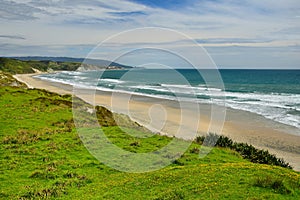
0 0 300 68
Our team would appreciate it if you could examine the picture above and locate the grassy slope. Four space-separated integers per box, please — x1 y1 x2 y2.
0 57 81 74
0 71 27 88
0 86 299 199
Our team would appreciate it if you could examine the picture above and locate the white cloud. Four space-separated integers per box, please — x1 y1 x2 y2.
0 0 299 68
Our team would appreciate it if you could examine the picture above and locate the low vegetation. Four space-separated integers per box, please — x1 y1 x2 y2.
0 71 27 87
0 57 81 74
195 134 292 169
0 61 300 199
0 57 130 74
0 80 300 199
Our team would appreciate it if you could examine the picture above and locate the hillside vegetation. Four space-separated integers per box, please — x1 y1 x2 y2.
0 57 131 74
0 57 82 74
0 83 299 199
0 71 27 87
12 56 132 69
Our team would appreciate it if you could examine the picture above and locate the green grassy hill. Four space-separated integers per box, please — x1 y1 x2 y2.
0 57 132 75
0 57 81 74
0 85 299 199
12 56 132 69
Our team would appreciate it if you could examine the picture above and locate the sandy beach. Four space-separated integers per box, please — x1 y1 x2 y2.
14 73 300 171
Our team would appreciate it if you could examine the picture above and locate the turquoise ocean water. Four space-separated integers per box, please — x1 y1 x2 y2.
36 69 300 129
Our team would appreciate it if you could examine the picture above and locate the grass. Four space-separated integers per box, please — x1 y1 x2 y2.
0 86 300 199
0 57 127 75
0 71 27 87
0 57 81 74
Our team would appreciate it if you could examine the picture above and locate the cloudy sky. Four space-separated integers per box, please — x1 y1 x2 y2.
0 0 300 68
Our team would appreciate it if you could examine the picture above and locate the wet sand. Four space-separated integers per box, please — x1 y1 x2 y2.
14 73 300 171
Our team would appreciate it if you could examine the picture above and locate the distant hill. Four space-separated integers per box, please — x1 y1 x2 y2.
0 57 35 74
11 56 132 69
0 57 81 74
0 57 132 74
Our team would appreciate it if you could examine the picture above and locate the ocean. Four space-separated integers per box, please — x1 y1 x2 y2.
36 69 300 129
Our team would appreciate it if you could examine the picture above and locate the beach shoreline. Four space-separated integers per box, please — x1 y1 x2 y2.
14 73 300 171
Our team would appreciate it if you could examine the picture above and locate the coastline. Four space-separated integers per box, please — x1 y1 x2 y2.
14 73 300 171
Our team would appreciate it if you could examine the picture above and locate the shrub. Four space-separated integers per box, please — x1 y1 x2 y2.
190 147 200 154
195 133 292 169
130 141 140 147
195 136 205 144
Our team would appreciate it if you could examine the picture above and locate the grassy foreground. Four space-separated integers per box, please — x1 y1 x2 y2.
0 85 300 199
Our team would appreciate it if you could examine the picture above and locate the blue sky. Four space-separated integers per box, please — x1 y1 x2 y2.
0 0 299 68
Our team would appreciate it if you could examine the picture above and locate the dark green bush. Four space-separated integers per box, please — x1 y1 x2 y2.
195 133 292 169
